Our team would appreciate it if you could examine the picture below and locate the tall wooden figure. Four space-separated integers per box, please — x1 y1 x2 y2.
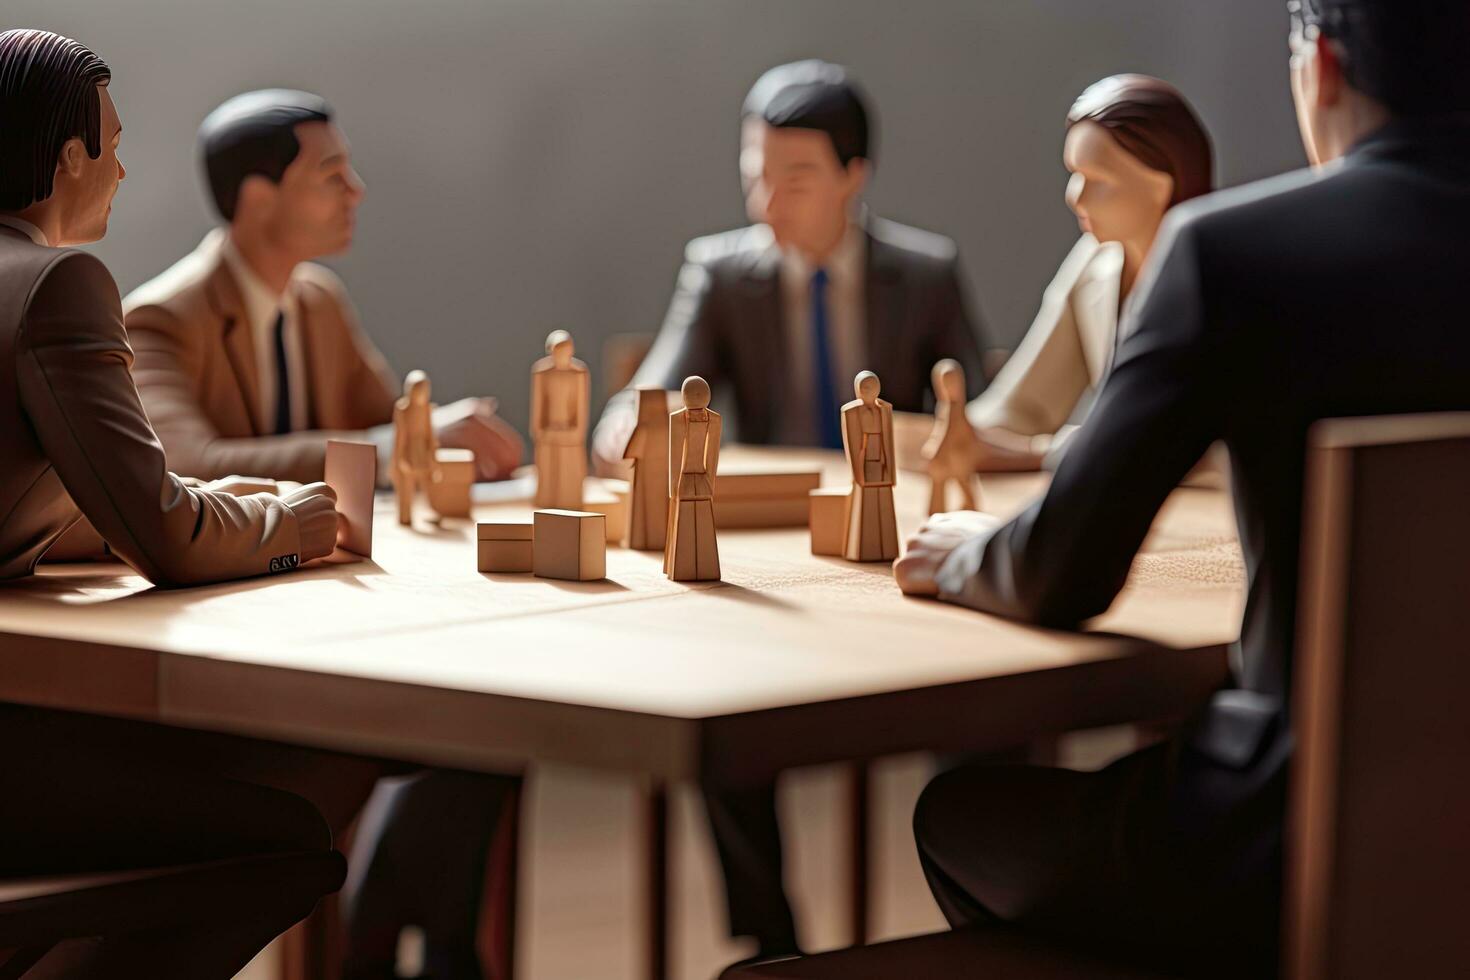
665 376 721 581
531 329 591 510
842 371 899 562
922 358 984 515
622 386 670 551
393 369 440 525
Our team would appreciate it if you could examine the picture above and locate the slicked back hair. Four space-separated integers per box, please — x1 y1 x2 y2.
0 29 112 211
1294 0 1470 115
743 60 873 168
199 89 332 221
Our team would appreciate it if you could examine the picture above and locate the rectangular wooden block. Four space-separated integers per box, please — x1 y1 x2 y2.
477 522 533 573
714 470 823 499
532 510 606 581
809 487 850 557
582 482 628 544
429 448 476 519
714 497 812 529
325 440 377 558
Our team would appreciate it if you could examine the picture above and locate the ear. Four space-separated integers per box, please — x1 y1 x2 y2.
843 157 871 197
235 173 279 220
55 137 88 179
1313 33 1346 108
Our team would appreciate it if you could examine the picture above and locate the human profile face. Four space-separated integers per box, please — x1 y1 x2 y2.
53 83 125 246
1063 120 1172 247
251 120 364 259
741 118 866 258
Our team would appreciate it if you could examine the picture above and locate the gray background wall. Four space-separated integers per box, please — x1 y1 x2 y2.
14 0 1303 441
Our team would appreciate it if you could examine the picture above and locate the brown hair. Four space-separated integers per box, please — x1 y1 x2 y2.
1067 74 1213 208
0 29 111 211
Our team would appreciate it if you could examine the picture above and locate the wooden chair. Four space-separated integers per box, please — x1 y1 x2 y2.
0 850 344 980
724 412 1470 980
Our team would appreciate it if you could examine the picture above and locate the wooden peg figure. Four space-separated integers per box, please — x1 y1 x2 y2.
665 376 721 581
531 329 591 510
393 369 441 525
922 358 984 515
623 386 670 551
842 370 899 562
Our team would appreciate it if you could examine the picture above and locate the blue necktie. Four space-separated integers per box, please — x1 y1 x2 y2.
272 311 292 435
810 268 842 449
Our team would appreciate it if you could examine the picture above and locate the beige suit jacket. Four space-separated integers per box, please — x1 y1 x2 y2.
124 230 398 483
967 235 1122 441
0 226 305 585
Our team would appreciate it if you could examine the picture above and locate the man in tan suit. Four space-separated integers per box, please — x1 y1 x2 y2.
0 29 357 977
122 90 521 979
124 89 522 485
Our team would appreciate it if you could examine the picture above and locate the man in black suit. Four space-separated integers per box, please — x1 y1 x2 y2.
593 60 988 960
897 1 1470 972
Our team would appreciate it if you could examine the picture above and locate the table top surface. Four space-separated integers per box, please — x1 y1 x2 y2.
0 448 1245 777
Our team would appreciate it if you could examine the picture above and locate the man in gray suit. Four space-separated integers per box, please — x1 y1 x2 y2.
593 59 987 463
594 61 988 960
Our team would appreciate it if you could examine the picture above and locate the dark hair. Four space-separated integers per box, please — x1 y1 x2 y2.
743 60 873 168
1293 0 1470 115
1067 74 1214 208
199 89 333 221
0 29 112 211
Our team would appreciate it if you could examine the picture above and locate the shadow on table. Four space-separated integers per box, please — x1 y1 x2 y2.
477 572 631 595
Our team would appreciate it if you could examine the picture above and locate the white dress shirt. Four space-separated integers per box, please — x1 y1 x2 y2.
778 222 867 440
219 234 309 432
0 215 51 247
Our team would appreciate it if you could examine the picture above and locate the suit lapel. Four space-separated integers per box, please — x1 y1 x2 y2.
203 253 267 436
863 228 905 374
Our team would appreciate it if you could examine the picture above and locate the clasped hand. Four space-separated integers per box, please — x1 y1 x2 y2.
893 510 1001 596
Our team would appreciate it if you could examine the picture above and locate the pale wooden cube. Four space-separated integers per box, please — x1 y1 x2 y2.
429 448 475 519
532 510 606 581
477 522 533 573
809 487 850 557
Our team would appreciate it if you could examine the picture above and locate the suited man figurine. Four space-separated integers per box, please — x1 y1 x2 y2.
124 89 521 486
842 371 898 561
593 59 987 468
897 1 1470 972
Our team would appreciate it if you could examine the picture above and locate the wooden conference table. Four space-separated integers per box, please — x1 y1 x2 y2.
0 447 1244 979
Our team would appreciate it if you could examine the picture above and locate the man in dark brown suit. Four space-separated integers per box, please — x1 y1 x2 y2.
0 29 368 977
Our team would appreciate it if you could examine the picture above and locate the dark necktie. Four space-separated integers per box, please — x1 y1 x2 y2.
272 311 291 435
810 268 842 449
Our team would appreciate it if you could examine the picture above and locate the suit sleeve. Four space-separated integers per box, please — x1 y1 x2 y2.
18 251 303 587
931 255 988 401
593 253 724 464
126 299 381 484
934 217 1226 626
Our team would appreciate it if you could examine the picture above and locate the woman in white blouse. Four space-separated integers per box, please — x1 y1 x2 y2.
970 74 1215 467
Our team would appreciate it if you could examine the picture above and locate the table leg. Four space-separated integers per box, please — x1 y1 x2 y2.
848 761 871 947
645 782 669 980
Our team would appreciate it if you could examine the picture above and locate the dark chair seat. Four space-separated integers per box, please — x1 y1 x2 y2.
0 850 344 974
720 928 1177 980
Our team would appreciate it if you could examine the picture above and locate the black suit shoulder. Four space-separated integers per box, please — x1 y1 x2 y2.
866 216 959 268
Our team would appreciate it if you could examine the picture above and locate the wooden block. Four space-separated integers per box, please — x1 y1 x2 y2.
477 522 533 573
714 470 822 500
429 448 475 519
532 510 606 581
325 440 377 558
810 487 850 557
582 481 628 544
714 496 812 529
206 475 279 497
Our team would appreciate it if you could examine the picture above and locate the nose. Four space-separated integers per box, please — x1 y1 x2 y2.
347 167 366 202
117 157 127 182
1065 172 1085 213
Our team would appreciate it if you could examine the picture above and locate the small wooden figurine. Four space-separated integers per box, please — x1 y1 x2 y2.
664 376 721 582
841 371 899 562
531 329 591 511
622 386 670 551
393 369 440 525
921 358 984 515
